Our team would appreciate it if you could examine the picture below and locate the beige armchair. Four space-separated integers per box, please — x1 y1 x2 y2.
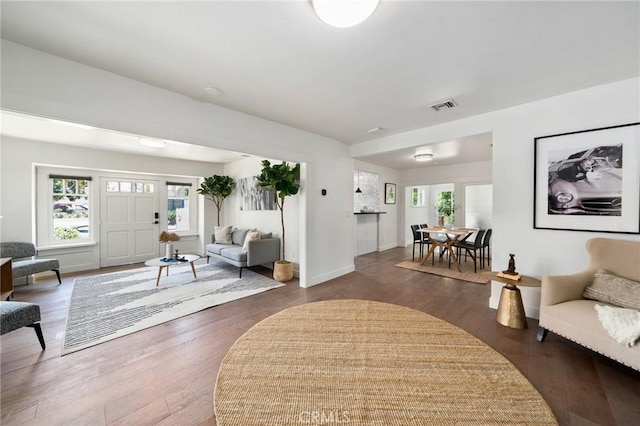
537 238 640 371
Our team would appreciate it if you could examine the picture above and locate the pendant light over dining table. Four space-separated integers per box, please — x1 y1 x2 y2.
312 0 380 28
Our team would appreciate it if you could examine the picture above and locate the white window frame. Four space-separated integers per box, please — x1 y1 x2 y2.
165 180 197 235
36 166 97 248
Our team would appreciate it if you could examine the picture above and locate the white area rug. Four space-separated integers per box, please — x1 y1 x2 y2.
62 260 284 355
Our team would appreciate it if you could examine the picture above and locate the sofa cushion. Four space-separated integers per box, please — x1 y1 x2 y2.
243 231 261 253
220 246 247 263
583 269 640 310
214 226 233 245
260 232 272 239
206 243 228 255
232 228 250 246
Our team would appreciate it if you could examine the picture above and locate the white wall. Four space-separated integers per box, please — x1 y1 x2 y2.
352 77 640 278
1 40 355 287
354 161 401 251
0 136 222 273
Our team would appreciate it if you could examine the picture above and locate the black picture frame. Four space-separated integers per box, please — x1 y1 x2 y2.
533 122 639 234
384 183 396 204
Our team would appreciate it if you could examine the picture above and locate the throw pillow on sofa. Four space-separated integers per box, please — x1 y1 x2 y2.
232 228 251 246
243 231 261 253
215 225 233 245
583 269 640 310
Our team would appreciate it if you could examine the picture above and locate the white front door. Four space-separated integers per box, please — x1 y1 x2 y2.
100 178 160 267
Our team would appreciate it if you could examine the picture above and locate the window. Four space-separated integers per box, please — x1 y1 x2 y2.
411 187 426 207
51 176 91 241
106 181 155 193
167 182 191 232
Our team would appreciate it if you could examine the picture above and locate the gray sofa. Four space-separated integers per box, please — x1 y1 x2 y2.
537 238 640 371
205 228 280 277
0 242 61 285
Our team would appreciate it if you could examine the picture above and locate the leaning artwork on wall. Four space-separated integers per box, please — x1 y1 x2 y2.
534 122 639 234
239 176 277 211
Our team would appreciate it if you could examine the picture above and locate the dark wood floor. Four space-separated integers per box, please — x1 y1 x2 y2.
1 247 639 425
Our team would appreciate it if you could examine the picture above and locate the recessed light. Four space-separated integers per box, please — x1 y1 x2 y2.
414 153 433 162
204 87 222 96
140 138 166 148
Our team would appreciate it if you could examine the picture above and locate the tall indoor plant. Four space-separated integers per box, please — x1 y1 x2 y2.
197 175 235 226
256 160 300 282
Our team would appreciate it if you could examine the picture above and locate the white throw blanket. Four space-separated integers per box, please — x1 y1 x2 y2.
595 304 640 347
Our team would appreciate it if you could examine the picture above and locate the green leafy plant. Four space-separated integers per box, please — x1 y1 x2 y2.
197 175 235 226
256 160 301 262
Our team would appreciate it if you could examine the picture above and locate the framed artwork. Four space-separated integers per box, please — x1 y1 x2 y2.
384 183 396 204
533 122 639 234
239 176 277 211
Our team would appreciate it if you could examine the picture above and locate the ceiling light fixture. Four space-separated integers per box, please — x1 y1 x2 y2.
312 0 380 28
414 153 433 162
140 138 166 148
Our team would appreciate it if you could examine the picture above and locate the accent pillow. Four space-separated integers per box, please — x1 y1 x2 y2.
231 228 250 246
260 232 272 239
583 269 640 310
243 231 261 253
214 225 233 245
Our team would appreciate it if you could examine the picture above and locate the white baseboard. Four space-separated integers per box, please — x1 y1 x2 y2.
304 264 355 288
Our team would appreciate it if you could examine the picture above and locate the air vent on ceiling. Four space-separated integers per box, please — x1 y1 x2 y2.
429 99 458 111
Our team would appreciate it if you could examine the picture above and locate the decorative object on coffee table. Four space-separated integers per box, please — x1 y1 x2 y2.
159 231 180 258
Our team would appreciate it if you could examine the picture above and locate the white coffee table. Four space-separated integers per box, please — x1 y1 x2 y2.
145 254 200 286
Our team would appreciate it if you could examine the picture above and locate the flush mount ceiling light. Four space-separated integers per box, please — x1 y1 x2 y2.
140 138 166 148
414 153 433 162
312 0 380 28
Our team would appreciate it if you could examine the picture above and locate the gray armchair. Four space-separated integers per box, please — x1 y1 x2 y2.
0 242 61 285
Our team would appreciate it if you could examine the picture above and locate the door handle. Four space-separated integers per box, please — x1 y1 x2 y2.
153 220 159 224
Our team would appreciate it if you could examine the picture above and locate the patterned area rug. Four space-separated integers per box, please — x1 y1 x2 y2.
62 260 284 355
395 260 490 284
215 300 557 425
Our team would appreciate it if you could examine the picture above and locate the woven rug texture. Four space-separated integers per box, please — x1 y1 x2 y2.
62 260 284 355
395 260 490 284
215 299 557 425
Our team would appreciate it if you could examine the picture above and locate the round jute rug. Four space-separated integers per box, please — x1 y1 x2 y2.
214 299 557 425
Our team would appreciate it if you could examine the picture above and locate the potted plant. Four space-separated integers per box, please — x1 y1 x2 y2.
256 160 300 282
159 231 180 258
197 175 235 226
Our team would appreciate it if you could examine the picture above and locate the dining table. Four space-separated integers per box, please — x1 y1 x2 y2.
417 227 478 273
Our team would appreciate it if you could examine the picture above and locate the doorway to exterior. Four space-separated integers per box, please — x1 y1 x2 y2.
100 178 160 267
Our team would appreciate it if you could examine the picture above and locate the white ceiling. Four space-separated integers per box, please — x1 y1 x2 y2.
1 1 638 169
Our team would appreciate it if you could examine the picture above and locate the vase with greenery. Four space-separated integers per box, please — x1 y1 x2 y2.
197 175 235 226
256 160 300 282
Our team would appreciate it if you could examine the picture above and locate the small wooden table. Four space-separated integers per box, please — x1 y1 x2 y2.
418 227 477 272
144 255 200 286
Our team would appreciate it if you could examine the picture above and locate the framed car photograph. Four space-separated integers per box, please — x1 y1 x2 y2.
533 122 639 234
384 183 396 204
